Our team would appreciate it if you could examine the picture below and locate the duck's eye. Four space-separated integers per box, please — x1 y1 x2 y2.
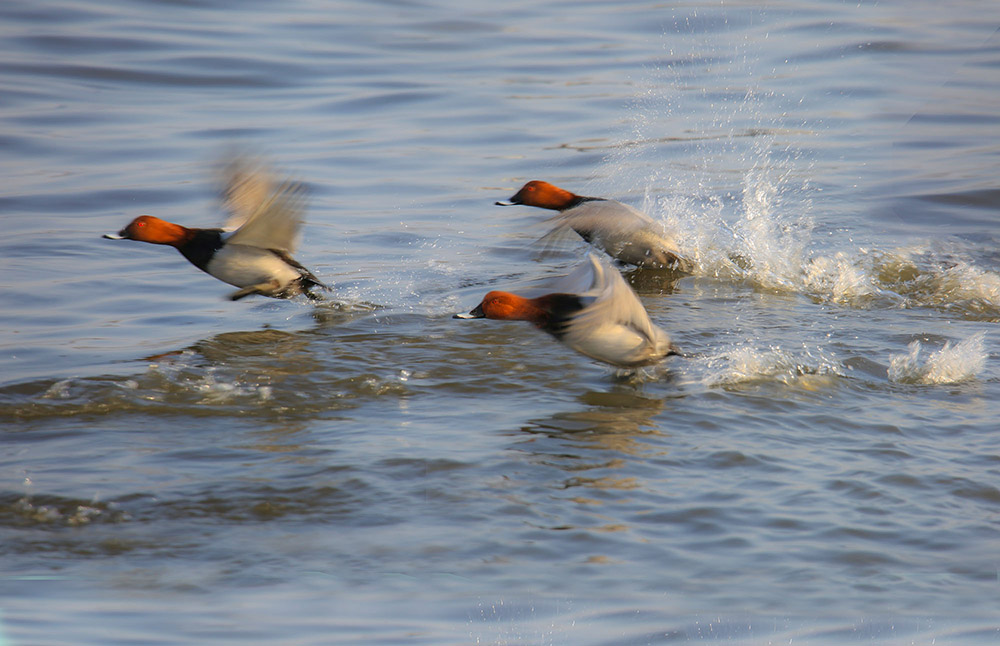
135 221 146 228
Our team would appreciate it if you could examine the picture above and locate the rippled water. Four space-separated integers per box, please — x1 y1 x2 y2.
2 1 999 644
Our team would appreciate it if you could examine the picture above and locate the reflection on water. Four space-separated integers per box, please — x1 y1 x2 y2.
523 388 666 458
623 266 684 294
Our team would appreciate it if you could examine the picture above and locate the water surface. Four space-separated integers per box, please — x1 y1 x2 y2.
2 1 999 644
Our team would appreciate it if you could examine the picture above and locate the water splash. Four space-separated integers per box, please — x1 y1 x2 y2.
657 154 1000 319
695 343 844 388
888 332 987 385
607 54 1000 322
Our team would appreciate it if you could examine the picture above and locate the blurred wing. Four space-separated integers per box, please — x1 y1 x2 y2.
548 200 685 267
218 155 275 232
532 222 585 259
547 200 658 237
562 255 664 351
225 180 307 254
545 252 603 295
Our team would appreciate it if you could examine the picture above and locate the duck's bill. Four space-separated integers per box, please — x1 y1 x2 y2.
103 232 126 239
453 304 486 319
494 200 516 206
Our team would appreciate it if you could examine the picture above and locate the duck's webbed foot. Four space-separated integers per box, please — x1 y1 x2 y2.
228 280 280 301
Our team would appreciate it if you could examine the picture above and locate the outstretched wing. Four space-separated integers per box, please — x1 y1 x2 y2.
546 199 657 237
560 255 672 365
218 155 275 232
225 179 307 255
542 200 685 269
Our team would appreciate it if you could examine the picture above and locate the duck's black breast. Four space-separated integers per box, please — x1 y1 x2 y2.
177 229 225 272
564 195 605 210
539 293 585 340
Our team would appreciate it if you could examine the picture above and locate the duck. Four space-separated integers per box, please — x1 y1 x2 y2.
496 180 690 271
103 158 329 301
455 254 675 368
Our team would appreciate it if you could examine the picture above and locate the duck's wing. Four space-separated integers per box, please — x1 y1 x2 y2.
218 155 275 232
543 252 603 294
531 222 584 259
225 180 307 255
545 200 659 237
565 255 658 336
561 255 671 363
548 200 686 268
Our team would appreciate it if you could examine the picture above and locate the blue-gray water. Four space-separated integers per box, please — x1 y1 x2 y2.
2 1 999 644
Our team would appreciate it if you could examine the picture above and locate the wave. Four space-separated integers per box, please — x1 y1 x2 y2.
681 332 988 389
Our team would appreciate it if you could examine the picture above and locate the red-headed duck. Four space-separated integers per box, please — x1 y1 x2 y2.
496 180 690 271
455 254 675 368
104 159 329 301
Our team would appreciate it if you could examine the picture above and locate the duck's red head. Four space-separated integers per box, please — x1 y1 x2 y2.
497 180 579 211
106 215 190 246
456 290 549 325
